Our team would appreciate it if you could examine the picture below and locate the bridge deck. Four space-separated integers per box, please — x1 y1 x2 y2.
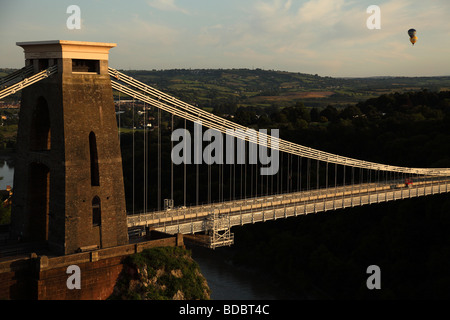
127 179 450 237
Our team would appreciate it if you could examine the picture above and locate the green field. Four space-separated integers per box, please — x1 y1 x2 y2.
120 69 450 111
3 66 450 111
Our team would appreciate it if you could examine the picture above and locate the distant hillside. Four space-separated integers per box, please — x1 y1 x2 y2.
2 67 450 109
121 68 450 109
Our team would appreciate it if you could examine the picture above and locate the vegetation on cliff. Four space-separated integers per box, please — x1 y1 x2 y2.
109 246 211 300
0 204 10 225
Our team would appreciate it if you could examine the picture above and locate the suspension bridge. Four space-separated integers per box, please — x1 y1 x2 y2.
2 42 450 250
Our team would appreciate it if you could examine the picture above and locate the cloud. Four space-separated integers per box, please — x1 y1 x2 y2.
186 0 450 76
297 0 346 24
147 0 189 14
97 13 185 69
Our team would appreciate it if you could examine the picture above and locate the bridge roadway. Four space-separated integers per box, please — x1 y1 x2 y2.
127 177 450 236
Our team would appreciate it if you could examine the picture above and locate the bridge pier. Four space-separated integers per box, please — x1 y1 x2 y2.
10 41 128 255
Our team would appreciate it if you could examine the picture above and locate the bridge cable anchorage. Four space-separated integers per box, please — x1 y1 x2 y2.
0 65 58 100
108 67 450 177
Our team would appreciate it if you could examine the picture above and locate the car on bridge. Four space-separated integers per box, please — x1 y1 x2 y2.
390 179 414 189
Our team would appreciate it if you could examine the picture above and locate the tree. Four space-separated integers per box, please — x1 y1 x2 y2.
0 200 11 225
340 105 362 119
310 108 320 122
320 106 339 122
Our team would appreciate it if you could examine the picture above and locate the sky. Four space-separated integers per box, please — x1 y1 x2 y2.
0 0 449 77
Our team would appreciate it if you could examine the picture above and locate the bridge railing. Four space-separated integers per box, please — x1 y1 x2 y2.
127 177 450 230
135 179 450 236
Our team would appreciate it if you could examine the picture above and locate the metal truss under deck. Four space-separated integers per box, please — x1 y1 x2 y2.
128 181 450 248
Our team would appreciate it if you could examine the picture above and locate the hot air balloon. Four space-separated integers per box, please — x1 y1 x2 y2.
408 28 417 46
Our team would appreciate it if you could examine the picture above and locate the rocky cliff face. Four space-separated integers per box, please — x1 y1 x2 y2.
109 246 211 300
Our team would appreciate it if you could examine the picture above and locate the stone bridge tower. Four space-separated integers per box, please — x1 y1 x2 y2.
10 40 128 255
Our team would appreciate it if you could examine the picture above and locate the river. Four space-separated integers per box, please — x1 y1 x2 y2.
190 245 304 300
0 157 14 190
